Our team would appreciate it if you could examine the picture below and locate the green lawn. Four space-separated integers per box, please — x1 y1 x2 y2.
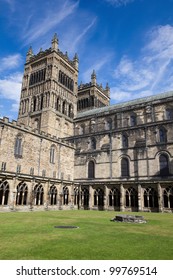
0 210 172 260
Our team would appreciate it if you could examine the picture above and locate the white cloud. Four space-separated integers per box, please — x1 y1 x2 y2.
111 25 173 103
0 73 22 101
0 54 22 72
11 102 19 112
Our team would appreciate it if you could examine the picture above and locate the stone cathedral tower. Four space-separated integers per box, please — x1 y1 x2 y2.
18 34 79 138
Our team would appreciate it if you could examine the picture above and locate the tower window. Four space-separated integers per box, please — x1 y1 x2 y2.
50 145 56 164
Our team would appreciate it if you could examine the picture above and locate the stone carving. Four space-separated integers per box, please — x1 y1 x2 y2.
111 214 146 223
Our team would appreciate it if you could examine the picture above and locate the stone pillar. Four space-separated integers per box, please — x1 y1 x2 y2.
44 181 49 210
10 176 19 210
104 185 109 210
138 183 142 211
120 183 125 212
157 182 163 212
89 186 94 209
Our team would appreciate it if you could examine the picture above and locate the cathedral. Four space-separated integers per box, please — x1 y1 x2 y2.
0 34 173 212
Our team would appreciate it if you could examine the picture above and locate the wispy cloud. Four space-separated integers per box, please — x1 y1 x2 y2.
0 54 22 72
82 53 113 83
69 17 97 54
2 0 16 11
104 0 135 7
110 24 173 103
22 0 79 45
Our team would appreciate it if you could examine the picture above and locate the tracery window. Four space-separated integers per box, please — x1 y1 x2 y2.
94 188 104 207
81 187 89 208
0 180 9 205
73 187 79 206
163 187 173 208
49 185 57 205
125 187 138 208
16 182 28 206
63 186 69 205
109 188 120 207
34 184 44 205
143 188 158 208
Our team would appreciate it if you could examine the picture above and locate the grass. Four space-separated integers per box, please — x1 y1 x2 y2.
0 210 173 260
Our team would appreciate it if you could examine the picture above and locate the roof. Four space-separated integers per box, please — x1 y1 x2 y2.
76 90 173 120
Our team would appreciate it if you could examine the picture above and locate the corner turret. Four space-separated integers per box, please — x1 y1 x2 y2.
26 46 34 62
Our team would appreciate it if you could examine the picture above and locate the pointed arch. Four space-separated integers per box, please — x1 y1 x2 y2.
0 180 9 206
16 182 28 206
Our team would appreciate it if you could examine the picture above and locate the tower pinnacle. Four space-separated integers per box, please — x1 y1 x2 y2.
51 33 58 50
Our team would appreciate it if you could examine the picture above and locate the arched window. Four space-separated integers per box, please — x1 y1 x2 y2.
91 137 96 150
34 184 44 205
49 185 57 205
88 161 95 179
125 187 138 208
16 182 28 205
109 188 120 207
50 145 56 164
130 113 137 126
63 186 69 205
143 188 158 208
122 134 128 148
0 180 9 206
14 135 23 157
159 128 167 143
159 154 169 176
121 158 129 177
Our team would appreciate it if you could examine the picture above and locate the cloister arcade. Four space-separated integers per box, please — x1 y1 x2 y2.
0 179 173 212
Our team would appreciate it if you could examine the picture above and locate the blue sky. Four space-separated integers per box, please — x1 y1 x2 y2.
1 0 173 120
